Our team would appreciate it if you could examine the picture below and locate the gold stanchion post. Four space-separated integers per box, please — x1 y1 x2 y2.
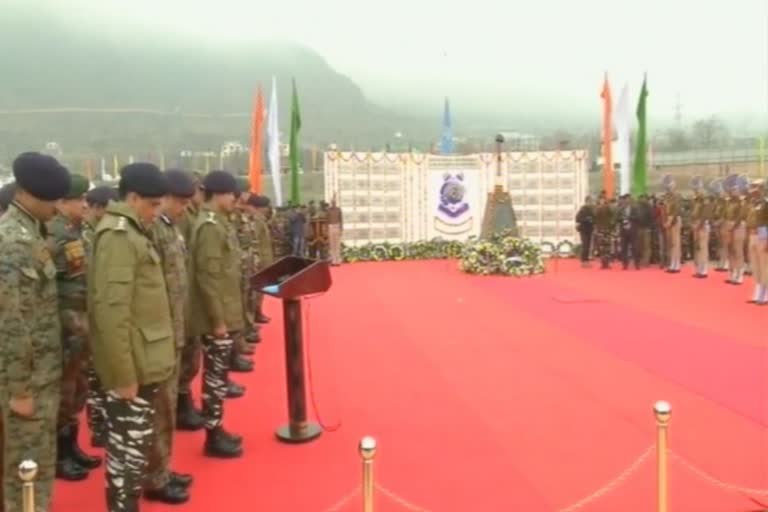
654 401 671 512
359 436 377 512
19 459 38 512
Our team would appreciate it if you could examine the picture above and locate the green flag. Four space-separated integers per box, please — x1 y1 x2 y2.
289 78 302 205
631 75 648 196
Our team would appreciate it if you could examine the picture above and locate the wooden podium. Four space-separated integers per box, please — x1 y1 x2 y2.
250 256 332 443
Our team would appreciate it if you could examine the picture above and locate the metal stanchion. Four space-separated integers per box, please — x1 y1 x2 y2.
359 436 377 512
19 459 38 512
654 401 671 512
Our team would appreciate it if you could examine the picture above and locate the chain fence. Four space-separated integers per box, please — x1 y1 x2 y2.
320 447 768 511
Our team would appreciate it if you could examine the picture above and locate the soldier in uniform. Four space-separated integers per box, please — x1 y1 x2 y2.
49 174 103 481
327 196 344 265
575 196 595 268
755 183 768 304
714 184 731 272
617 194 640 270
0 182 17 214
662 175 683 273
143 170 196 504
746 180 766 303
0 152 71 512
726 177 748 285
81 185 119 448
229 180 257 370
594 196 615 269
88 163 176 512
176 173 207 431
188 171 245 458
248 195 274 328
690 177 712 278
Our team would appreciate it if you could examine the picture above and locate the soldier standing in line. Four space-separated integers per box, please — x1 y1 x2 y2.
327 196 344 265
575 196 595 268
690 177 711 278
248 195 274 328
229 180 257 370
143 169 196 504
81 185 119 448
594 196 615 269
755 182 768 304
88 163 176 512
662 175 683 273
49 174 103 482
188 171 245 458
745 180 766 303
726 177 748 285
176 173 207 431
0 153 71 512
714 184 731 272
617 194 640 270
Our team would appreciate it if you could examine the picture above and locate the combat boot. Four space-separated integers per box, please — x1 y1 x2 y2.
144 483 190 505
226 380 245 399
229 353 254 373
56 427 89 481
176 394 205 431
70 423 101 469
204 427 243 458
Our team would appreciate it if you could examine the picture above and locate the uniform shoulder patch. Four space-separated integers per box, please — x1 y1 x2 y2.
160 214 172 226
205 211 218 225
114 216 128 232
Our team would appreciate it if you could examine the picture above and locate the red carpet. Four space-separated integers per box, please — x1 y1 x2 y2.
53 259 768 511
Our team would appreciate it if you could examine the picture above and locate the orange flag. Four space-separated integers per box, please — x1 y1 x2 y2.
249 86 265 194
600 73 614 198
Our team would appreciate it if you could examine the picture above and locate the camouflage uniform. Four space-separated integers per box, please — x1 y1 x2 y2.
178 205 202 397
189 205 244 454
81 218 107 444
252 213 274 317
0 203 62 512
232 211 257 350
594 203 615 268
146 214 188 490
269 209 291 258
89 202 176 512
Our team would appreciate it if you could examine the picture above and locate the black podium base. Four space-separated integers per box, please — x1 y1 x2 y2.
275 422 323 444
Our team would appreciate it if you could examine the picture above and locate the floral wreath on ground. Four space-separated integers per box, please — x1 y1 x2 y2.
341 231 545 277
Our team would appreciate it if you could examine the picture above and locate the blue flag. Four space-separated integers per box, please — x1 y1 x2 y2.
440 97 454 155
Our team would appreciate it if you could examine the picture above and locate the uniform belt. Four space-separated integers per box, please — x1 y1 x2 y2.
59 298 87 310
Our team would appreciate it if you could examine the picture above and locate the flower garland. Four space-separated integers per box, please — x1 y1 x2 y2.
341 231 546 277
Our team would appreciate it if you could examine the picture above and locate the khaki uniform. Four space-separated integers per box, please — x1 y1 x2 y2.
188 206 244 430
0 203 61 512
231 211 256 352
663 192 682 271
712 197 731 271
178 206 202 396
145 214 188 490
726 196 747 283
690 196 712 276
88 202 176 512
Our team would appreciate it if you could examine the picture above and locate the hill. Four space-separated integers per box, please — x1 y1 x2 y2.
0 11 433 160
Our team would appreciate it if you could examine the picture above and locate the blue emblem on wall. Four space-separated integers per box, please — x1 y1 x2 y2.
438 173 469 219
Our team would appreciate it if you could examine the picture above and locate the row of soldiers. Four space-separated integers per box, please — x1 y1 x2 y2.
576 175 768 304
0 152 275 512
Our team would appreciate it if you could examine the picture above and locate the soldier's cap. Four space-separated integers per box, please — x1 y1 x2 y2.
202 170 238 195
164 169 196 198
64 173 90 200
86 186 119 207
0 181 16 210
13 152 71 201
119 163 168 198
246 195 271 208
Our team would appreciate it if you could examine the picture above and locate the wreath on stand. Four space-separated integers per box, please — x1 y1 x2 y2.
460 230 545 277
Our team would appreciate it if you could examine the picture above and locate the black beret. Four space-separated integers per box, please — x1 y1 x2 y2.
65 174 90 199
247 195 271 208
0 182 16 210
119 163 168 198
86 186 118 207
203 170 237 195
13 152 71 201
164 169 196 198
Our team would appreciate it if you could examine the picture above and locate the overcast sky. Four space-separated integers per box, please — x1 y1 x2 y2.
8 0 768 129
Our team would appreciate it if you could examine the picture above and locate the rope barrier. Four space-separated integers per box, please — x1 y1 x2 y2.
670 450 768 496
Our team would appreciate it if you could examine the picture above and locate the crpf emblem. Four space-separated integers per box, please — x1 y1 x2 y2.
438 173 469 218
